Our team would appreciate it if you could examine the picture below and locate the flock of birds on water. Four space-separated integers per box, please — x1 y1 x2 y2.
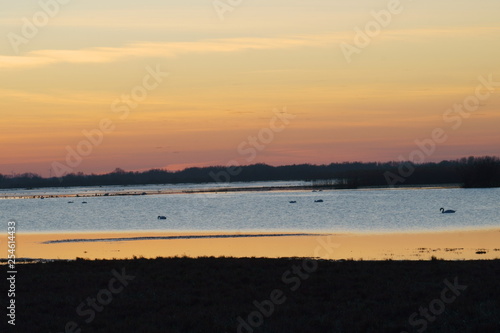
289 200 456 214
63 197 456 220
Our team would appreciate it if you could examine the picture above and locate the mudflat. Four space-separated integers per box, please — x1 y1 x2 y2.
6 228 500 260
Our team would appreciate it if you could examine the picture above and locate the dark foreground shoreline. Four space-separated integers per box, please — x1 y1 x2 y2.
3 258 499 333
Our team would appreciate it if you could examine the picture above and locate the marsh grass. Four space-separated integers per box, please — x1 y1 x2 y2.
5 258 499 332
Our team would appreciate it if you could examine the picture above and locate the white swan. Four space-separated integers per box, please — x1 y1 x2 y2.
440 208 456 214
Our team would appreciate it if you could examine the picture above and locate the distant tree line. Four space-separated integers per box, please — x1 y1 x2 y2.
0 156 499 189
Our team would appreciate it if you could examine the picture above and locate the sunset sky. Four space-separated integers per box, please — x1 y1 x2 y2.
1 0 499 177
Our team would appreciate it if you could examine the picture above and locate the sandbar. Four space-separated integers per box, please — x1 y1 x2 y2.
2 228 499 261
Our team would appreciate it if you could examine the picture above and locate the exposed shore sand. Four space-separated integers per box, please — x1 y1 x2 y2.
4 228 499 260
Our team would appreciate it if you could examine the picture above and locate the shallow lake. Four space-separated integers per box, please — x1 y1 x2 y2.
1 183 499 233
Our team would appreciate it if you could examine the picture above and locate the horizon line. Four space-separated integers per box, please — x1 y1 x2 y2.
3 155 499 179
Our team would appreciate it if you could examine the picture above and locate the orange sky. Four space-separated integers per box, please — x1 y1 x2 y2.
1 0 499 177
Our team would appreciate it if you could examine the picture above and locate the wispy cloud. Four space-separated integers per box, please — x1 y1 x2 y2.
0 88 115 105
0 34 341 69
0 55 56 69
2 26 498 70
381 26 500 40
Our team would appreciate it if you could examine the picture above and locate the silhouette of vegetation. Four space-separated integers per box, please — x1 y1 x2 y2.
1 156 499 189
457 156 500 188
9 257 500 332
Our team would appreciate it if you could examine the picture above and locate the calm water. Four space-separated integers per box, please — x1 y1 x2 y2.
1 183 499 233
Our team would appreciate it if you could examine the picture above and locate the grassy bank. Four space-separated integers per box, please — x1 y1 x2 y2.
4 258 499 332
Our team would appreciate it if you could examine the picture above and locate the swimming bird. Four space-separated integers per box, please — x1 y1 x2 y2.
289 201 297 204
440 208 456 214
314 199 324 203
157 216 167 220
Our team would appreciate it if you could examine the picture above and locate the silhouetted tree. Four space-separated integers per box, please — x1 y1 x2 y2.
459 156 500 188
1 156 499 189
